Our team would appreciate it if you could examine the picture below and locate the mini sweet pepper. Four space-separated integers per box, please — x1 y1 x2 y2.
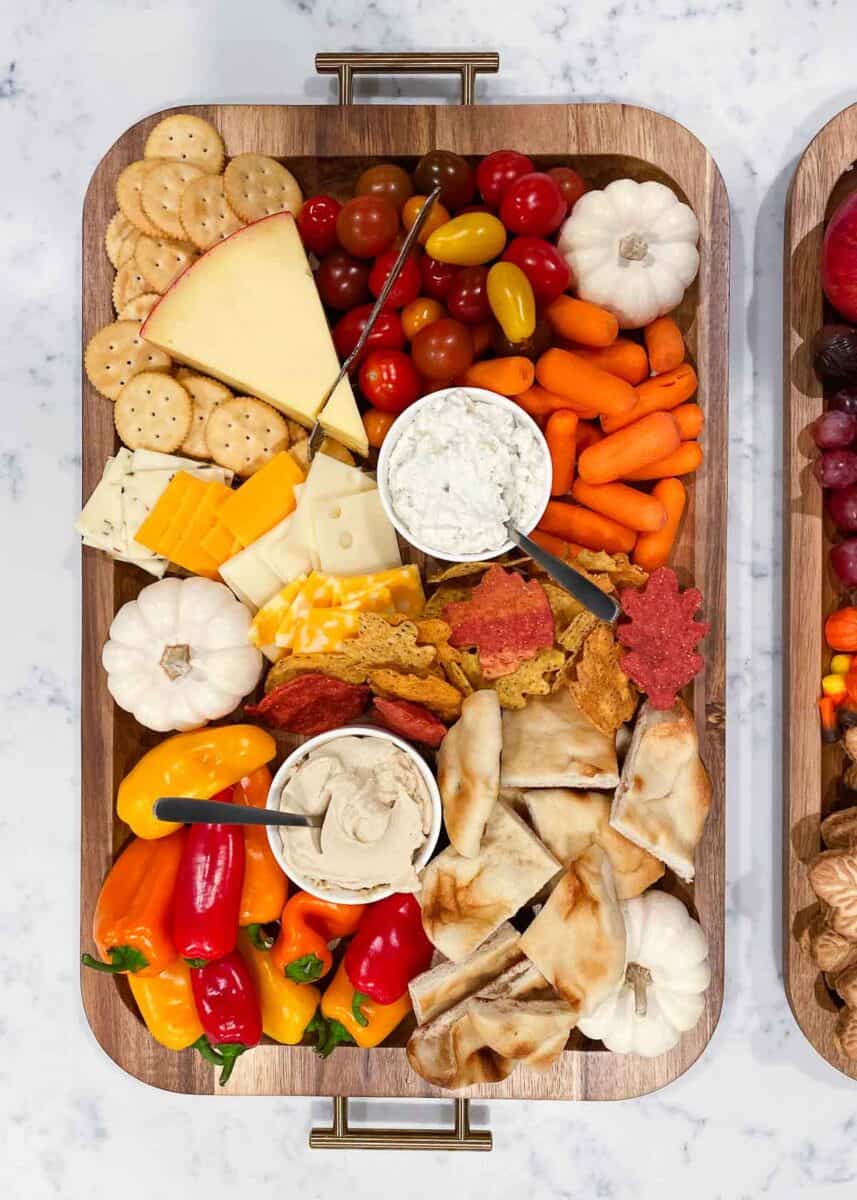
128 958 205 1051
237 929 320 1044
271 892 366 984
190 950 263 1086
344 893 433 1004
233 767 288 945
314 960 412 1054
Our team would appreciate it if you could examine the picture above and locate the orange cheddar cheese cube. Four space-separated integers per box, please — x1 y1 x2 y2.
200 521 243 566
217 451 305 548
170 482 233 578
135 472 199 552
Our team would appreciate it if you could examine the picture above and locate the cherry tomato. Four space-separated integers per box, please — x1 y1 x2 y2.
356 163 414 212
548 166 587 214
402 195 450 244
471 322 495 358
401 297 445 340
476 150 534 207
499 172 566 237
363 407 397 448
315 248 371 310
411 318 474 381
413 150 475 210
446 266 491 325
368 250 422 309
501 236 571 305
297 194 342 257
332 304 405 362
492 316 552 361
336 195 399 258
425 212 507 266
358 349 420 414
420 255 460 301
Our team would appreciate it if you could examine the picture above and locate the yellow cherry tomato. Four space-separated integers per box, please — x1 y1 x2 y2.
486 261 536 342
831 654 852 675
402 195 450 244
822 673 848 699
401 297 445 340
425 212 507 266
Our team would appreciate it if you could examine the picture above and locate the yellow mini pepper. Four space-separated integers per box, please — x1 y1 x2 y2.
237 929 320 1045
117 725 277 839
487 261 536 343
314 960 411 1054
128 958 204 1051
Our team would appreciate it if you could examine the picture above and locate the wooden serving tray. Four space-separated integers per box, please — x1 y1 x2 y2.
784 103 857 1081
81 100 728 1100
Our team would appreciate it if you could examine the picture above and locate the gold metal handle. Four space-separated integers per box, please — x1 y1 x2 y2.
309 1096 491 1151
316 51 499 106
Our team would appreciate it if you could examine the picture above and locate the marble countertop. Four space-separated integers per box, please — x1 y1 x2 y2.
3 0 857 1195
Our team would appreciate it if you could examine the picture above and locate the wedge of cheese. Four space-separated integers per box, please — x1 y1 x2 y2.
142 213 359 436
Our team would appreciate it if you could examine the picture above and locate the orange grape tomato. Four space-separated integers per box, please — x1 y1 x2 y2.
363 408 397 449
356 163 414 212
402 195 450 244
401 297 445 341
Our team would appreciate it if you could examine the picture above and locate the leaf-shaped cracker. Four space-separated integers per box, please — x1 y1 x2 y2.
808 847 857 940
574 549 648 589
567 625 637 736
494 648 566 710
617 567 708 709
368 669 462 722
264 652 367 692
444 566 554 680
340 613 437 675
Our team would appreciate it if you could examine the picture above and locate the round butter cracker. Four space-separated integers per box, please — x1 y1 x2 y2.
114 373 193 453
117 293 161 322
135 235 197 293
115 159 163 236
141 161 203 240
223 153 303 223
179 174 244 250
144 114 225 175
105 212 137 268
175 369 233 459
205 396 289 476
112 260 151 312
84 320 172 401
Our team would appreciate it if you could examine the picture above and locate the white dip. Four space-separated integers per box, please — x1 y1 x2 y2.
385 389 548 558
278 735 433 895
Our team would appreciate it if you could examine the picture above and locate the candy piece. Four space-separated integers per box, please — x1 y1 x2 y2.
245 674 369 735
443 566 554 680
616 566 708 709
371 698 447 748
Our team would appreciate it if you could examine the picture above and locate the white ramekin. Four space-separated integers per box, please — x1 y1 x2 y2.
375 385 552 563
265 724 442 905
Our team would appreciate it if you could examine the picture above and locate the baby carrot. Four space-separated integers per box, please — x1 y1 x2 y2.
632 478 686 570
544 296 618 347
529 529 585 562
623 440 703 481
546 410 578 496
462 356 534 395
538 500 636 555
567 339 650 385
578 411 681 486
570 479 667 533
575 420 604 454
514 384 598 420
600 363 699 434
644 316 686 374
672 402 704 440
536 348 638 418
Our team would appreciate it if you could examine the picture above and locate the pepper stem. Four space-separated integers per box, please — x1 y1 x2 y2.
618 233 649 262
160 643 192 681
625 962 653 1017
246 923 274 951
192 1036 225 1068
215 1044 246 1086
307 1015 355 1058
351 991 369 1028
81 946 148 975
286 952 325 983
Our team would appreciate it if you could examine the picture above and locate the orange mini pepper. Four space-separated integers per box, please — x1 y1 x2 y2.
81 832 184 977
233 767 289 944
313 960 412 1053
128 958 205 1050
271 892 366 984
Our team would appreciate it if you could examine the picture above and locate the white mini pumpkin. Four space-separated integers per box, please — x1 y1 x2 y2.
102 576 263 732
577 889 710 1056
557 179 700 329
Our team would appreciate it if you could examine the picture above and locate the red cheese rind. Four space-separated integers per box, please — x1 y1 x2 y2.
245 674 370 735
371 698 447 748
616 566 709 709
443 566 555 680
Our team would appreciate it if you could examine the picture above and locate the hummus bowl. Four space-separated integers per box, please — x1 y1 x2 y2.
265 726 442 904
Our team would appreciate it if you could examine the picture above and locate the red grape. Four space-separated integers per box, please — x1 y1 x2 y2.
829 484 857 532
811 410 857 449
814 449 857 488
831 538 857 586
832 386 857 415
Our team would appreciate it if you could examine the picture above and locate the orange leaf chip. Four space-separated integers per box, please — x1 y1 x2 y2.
368 670 462 723
494 647 566 710
443 566 555 680
567 625 637 735
264 653 367 692
340 614 438 676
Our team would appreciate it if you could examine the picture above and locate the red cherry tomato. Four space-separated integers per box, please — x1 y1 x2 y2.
332 304 405 362
315 249 371 310
420 255 460 301
446 266 492 325
413 151 475 211
500 172 566 237
336 195 399 258
548 166 587 214
501 236 571 305
368 250 422 309
296 195 342 257
358 349 420 414
411 318 474 381
476 150 535 207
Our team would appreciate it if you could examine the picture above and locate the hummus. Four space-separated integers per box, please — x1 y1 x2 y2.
278 735 433 894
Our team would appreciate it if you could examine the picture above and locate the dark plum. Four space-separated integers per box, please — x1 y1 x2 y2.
829 484 857 532
831 538 857 586
814 449 857 488
811 410 857 449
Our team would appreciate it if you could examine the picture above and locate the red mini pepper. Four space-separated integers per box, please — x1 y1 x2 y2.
343 893 433 1008
170 786 245 966
190 950 262 1085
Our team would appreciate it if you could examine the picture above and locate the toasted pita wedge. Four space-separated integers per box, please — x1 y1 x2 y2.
500 688 619 790
522 789 664 900
438 690 502 858
409 923 523 1025
420 799 560 962
610 699 712 882
520 845 626 1015
467 996 577 1071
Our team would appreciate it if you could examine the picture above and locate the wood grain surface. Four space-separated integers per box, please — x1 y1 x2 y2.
81 102 728 1100
784 103 857 1082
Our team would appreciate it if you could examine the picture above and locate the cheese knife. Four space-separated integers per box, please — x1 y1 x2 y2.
154 797 323 828
306 185 443 461
504 522 621 624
